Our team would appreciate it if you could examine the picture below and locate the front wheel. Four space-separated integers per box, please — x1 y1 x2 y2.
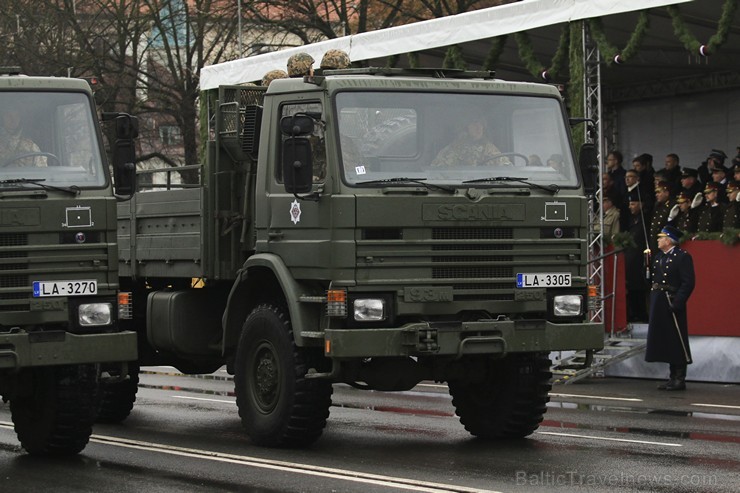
448 352 552 439
234 304 332 447
96 364 139 424
10 364 99 455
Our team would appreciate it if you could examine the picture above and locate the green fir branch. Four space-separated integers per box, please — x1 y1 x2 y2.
548 25 570 78
483 36 507 71
514 31 544 78
708 0 739 53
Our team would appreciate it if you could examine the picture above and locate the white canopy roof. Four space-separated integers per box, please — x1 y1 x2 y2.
200 0 691 90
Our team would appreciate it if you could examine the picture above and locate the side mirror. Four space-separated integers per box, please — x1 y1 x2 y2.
282 138 313 194
110 114 138 197
579 143 599 196
280 115 314 136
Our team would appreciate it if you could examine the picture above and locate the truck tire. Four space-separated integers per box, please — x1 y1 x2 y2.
448 352 551 439
96 364 139 424
234 304 332 447
10 364 98 455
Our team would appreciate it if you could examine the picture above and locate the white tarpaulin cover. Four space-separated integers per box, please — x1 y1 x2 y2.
200 0 692 90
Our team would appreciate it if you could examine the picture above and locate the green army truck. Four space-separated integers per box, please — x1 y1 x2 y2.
0 69 137 454
116 68 603 447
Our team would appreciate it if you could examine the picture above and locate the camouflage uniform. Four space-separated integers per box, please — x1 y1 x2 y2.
261 69 288 87
431 132 509 168
287 53 314 78
320 49 350 70
0 130 46 167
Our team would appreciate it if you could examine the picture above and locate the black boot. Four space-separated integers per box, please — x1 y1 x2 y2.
664 365 687 391
657 365 676 390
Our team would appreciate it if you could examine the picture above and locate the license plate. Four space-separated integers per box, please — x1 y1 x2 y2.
33 280 98 297
516 273 571 288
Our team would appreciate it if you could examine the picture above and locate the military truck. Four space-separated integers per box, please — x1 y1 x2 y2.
116 68 603 447
0 69 137 454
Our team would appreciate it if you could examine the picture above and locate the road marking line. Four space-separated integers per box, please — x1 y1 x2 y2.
536 431 681 447
173 395 235 404
549 393 642 402
692 403 740 410
88 434 498 493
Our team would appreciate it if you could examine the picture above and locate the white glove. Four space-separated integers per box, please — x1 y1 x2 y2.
668 204 679 221
691 192 703 209
736 192 740 202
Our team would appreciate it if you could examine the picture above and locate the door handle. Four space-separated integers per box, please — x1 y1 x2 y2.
268 230 284 240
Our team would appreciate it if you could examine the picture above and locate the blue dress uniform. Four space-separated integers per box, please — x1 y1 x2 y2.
645 226 695 390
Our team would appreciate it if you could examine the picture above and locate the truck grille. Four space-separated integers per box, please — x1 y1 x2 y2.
357 227 581 302
0 233 111 312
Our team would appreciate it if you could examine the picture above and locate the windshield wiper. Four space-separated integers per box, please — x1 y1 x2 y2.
0 178 80 196
356 177 455 193
463 176 559 193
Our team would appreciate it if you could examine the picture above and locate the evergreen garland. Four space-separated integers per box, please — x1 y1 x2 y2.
708 0 738 53
483 36 507 71
568 21 585 151
587 11 649 65
667 5 701 53
720 228 740 246
668 0 737 55
548 25 571 78
408 52 419 69
513 31 544 78
443 45 466 69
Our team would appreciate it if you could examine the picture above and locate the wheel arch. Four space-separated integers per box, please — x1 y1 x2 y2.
222 253 320 357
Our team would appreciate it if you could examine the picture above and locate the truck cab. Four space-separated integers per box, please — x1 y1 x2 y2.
120 68 603 448
0 71 137 455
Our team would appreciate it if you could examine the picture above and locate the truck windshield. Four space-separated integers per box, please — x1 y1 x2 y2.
336 91 578 188
0 91 106 189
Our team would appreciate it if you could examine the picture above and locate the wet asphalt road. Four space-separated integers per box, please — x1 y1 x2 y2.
1 368 738 492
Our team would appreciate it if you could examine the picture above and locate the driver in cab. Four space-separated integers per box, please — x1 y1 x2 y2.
431 113 510 168
0 105 47 167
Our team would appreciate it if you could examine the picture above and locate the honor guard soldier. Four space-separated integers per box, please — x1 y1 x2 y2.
645 225 695 390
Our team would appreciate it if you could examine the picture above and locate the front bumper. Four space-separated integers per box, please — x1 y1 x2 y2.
0 330 137 370
324 319 603 358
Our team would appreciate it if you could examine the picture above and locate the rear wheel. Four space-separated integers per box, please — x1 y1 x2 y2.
234 304 332 447
96 364 139 424
10 364 99 455
448 352 551 439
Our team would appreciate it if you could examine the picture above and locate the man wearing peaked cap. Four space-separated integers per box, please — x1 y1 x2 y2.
646 224 695 391
695 182 723 232
649 180 673 253
679 167 702 198
722 181 740 229
668 191 696 233
699 148 728 184
711 163 729 203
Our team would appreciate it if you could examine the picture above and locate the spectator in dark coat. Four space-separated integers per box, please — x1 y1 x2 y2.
624 192 650 323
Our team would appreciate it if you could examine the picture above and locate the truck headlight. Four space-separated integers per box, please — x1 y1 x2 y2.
353 299 386 322
552 294 583 317
78 302 113 326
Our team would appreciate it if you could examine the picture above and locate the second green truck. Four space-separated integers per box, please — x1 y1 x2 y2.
115 68 604 446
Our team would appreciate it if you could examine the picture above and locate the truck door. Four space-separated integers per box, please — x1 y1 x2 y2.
265 101 336 279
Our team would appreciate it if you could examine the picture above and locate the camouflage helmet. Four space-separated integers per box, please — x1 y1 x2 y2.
261 69 288 86
286 52 315 77
320 49 350 70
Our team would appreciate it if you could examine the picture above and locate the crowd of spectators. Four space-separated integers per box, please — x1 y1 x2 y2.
602 147 740 322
